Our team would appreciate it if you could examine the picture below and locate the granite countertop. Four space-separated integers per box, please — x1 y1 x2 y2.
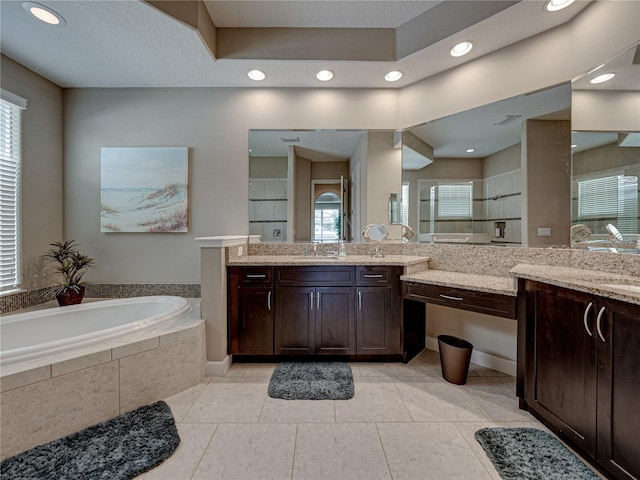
227 255 431 268
511 264 640 306
401 270 517 296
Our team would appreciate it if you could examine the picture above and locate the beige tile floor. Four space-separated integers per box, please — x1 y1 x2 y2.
138 349 599 480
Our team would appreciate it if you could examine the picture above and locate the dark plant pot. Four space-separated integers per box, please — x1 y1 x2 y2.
56 286 85 306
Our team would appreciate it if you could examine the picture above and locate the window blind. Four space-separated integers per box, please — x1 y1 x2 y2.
578 175 638 235
0 89 26 291
437 183 473 218
401 182 409 226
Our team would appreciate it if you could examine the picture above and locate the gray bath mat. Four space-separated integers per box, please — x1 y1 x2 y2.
0 400 180 480
268 362 354 400
475 427 600 480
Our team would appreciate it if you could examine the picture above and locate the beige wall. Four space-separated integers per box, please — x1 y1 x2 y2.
1 55 64 290
573 90 640 133
249 156 287 178
363 131 403 237
573 142 640 177
522 119 572 247
483 144 520 178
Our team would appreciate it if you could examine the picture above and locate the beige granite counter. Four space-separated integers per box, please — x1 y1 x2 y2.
228 255 431 272
401 270 517 296
511 264 640 306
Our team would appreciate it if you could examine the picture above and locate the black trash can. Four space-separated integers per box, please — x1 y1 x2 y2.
437 334 473 385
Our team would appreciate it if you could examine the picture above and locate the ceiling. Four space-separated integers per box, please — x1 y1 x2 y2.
0 0 592 89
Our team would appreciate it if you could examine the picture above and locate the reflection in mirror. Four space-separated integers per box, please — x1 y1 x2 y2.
389 193 401 224
570 131 639 253
571 44 640 254
403 83 571 245
249 130 402 243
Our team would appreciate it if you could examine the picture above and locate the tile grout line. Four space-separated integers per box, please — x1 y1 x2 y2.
374 422 395 480
451 421 498 480
188 422 219 480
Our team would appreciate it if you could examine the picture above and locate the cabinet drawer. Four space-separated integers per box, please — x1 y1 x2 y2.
230 266 274 286
356 266 400 286
276 267 355 286
403 282 516 319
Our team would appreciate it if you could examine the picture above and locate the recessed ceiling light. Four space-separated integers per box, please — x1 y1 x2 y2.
466 148 476 153
571 144 578 148
316 70 334 82
22 2 66 26
248 69 266 81
385 70 403 82
544 0 575 12
450 41 473 57
590 73 615 84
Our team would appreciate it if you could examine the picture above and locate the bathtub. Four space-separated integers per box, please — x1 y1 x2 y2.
1 296 192 367
1 296 205 460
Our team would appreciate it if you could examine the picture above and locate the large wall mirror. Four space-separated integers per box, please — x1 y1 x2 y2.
248 44 638 252
570 44 640 254
248 129 402 243
402 83 571 246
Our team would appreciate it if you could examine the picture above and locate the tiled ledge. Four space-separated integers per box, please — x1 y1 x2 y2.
1 283 201 314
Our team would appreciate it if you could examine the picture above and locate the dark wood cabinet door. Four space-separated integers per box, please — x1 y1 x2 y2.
597 299 640 480
315 287 355 354
525 281 598 456
357 286 394 354
234 287 273 355
274 287 314 355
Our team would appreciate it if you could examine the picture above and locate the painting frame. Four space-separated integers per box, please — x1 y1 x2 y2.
100 147 189 233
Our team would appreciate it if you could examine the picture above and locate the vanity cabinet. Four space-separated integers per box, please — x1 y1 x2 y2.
521 280 640 480
227 267 274 355
356 266 402 355
228 265 406 359
275 266 356 355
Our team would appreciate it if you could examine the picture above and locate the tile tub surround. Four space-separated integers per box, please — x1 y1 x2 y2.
0 300 205 460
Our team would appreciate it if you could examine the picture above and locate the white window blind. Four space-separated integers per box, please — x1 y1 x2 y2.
401 182 409 226
1 89 26 291
578 175 638 234
437 182 473 218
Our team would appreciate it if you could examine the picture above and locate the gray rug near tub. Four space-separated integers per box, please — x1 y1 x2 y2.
475 427 600 480
0 400 180 480
268 362 354 400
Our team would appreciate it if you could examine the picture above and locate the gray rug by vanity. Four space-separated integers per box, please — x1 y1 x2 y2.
268 362 354 400
0 400 180 480
475 427 600 480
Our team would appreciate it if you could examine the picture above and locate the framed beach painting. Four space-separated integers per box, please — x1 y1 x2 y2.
100 147 188 232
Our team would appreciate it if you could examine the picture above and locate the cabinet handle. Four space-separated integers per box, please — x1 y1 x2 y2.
440 294 463 301
246 274 266 278
358 290 362 310
317 292 321 310
596 306 606 343
364 274 383 278
267 291 271 311
583 302 593 336
310 292 314 311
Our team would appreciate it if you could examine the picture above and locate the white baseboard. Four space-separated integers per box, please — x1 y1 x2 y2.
206 355 232 377
426 336 516 377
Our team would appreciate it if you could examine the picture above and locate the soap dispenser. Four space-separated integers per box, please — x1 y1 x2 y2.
339 240 347 257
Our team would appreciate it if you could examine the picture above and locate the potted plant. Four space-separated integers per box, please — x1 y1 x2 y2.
42 240 96 306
